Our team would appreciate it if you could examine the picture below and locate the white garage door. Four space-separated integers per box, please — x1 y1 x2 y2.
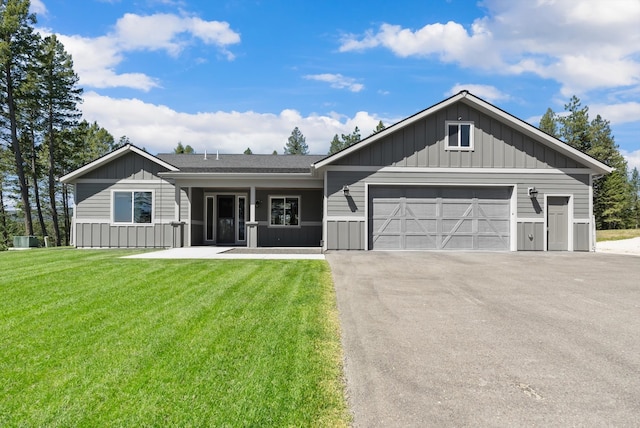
369 186 511 251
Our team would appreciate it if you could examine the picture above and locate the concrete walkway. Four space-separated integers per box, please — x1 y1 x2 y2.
122 246 325 260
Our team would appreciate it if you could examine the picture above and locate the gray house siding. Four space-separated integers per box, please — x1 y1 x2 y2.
72 152 177 248
325 169 591 251
333 101 582 170
255 188 323 247
82 152 170 180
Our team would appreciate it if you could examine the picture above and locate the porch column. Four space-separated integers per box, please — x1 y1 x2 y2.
171 182 185 248
246 186 258 247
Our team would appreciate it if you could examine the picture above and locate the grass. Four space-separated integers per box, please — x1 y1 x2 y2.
0 249 349 427
596 228 640 242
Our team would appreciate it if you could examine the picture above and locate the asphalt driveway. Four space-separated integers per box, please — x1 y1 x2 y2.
326 251 640 427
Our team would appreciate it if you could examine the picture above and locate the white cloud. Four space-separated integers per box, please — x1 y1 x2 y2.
339 1 640 96
622 150 640 172
30 0 47 15
446 84 510 103
45 12 240 91
114 13 240 58
81 92 384 155
304 73 364 92
56 34 160 91
590 102 640 125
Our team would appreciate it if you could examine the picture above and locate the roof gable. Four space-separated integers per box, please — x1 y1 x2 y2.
60 144 179 183
313 91 612 175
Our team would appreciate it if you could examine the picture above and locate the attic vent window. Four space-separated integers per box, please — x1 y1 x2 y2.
446 121 474 151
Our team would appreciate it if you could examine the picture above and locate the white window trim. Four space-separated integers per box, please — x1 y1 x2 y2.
111 189 155 226
268 195 301 228
445 121 474 151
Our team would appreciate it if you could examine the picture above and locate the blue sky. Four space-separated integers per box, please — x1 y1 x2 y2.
32 0 640 170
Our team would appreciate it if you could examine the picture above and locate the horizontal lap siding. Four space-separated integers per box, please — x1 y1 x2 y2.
73 154 177 247
76 181 176 221
327 171 589 219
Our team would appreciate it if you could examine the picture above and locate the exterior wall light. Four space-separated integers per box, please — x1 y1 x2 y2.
528 187 538 199
342 185 350 197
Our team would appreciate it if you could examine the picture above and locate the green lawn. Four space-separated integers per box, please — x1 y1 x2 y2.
597 228 640 242
0 249 349 427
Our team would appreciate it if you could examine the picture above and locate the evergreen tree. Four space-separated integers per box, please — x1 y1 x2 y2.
118 135 130 147
174 142 194 154
0 0 40 235
328 126 361 154
539 108 558 137
40 34 82 246
630 167 640 228
283 126 308 155
557 96 590 152
372 120 385 135
243 147 253 154
328 134 342 155
272 149 277 155
69 120 114 166
540 97 635 229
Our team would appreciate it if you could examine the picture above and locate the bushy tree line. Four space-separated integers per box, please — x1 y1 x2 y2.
0 0 114 247
540 96 640 229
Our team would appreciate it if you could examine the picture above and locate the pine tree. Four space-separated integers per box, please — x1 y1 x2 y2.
328 126 361 154
243 147 253 154
0 0 40 235
557 96 590 152
630 168 640 228
40 34 82 246
328 134 342 155
539 108 558 137
541 97 636 230
283 126 309 155
372 120 385 134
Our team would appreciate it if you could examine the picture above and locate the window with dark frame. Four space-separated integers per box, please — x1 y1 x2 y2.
269 196 299 226
113 191 152 224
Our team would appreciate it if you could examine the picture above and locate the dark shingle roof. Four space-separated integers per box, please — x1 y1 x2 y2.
155 153 327 173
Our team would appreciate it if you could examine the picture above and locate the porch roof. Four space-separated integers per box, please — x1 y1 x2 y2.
156 153 327 173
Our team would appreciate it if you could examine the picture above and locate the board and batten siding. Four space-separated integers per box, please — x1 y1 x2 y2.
325 170 591 251
72 151 180 248
334 101 582 170
81 152 169 180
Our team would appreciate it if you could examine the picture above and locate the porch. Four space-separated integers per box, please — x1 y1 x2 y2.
171 182 323 249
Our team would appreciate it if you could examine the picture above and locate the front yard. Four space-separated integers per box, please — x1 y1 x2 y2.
0 249 348 426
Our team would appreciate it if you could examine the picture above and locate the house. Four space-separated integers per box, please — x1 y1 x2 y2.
60 91 612 252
